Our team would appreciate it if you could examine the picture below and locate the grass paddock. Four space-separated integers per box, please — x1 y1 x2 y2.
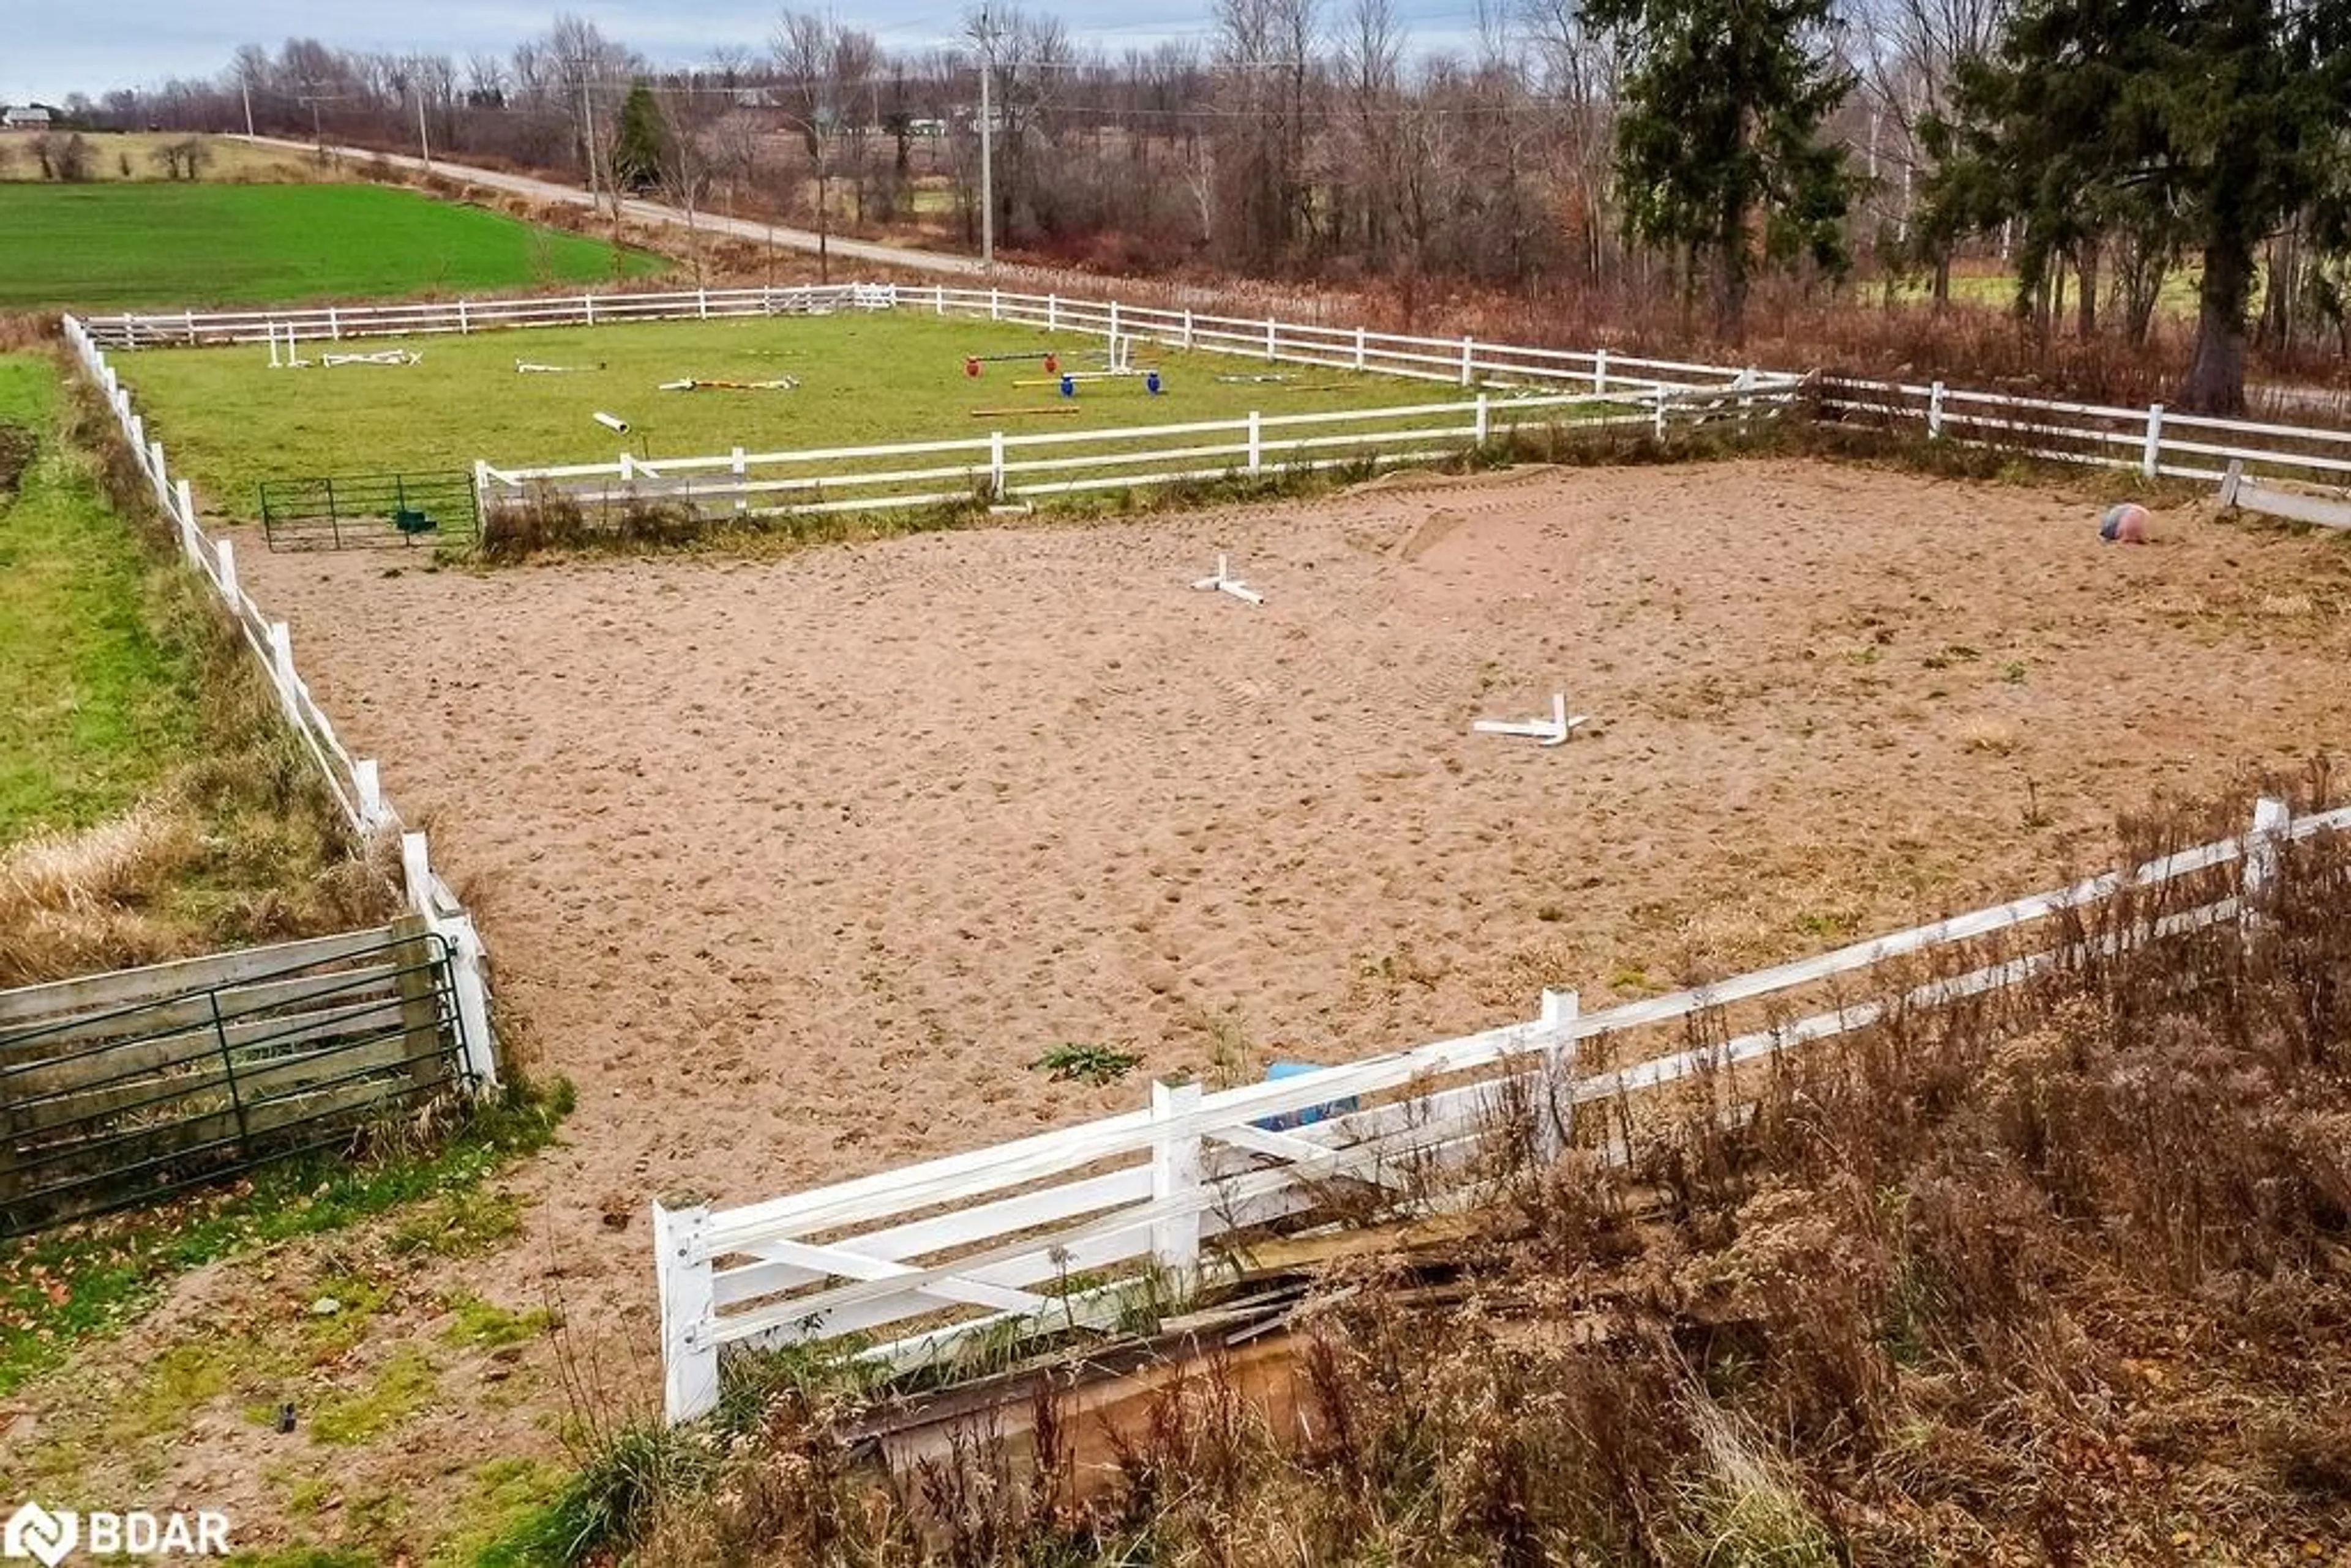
121 310 1494 520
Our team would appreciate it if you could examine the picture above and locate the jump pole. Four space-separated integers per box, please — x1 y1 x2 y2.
1472 693 1584 748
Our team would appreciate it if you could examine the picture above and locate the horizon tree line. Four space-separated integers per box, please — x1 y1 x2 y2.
33 0 2351 411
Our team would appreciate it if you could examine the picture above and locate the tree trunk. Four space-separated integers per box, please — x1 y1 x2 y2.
2180 231 2254 414
2075 241 2098 339
1932 252 1951 311
1714 195 1750 346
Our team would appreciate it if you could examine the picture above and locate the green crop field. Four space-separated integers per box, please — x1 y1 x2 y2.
121 311 1501 521
0 184 665 312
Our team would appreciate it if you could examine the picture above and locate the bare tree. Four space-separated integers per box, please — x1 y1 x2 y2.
773 9 879 278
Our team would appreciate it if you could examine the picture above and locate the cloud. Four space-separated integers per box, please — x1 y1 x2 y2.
4 0 1488 105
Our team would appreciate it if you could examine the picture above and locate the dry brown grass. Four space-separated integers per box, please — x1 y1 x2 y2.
550 782 2351 1567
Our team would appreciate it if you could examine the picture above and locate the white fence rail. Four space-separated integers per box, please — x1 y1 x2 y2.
1817 375 2351 497
83 282 2351 506
77 283 903 348
58 315 498 1086
482 377 1802 525
653 796 2350 1422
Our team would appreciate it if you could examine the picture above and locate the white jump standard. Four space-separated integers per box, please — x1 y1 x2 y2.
1472 692 1585 747
1190 553 1265 606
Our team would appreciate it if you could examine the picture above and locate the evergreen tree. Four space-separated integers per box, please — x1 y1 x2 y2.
611 81 669 195
1586 0 1857 343
1929 0 2351 411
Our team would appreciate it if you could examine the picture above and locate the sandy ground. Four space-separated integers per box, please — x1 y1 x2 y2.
266 456 2351 1239
11 456 2349 1550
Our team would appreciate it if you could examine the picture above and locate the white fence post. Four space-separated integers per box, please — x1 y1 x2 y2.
174 479 199 560
400 830 433 913
697 287 709 320
654 1202 721 1424
934 283 945 315
328 306 340 340
1928 380 1946 440
1265 317 1277 361
471 459 491 523
620 451 636 482
989 430 1007 499
1048 294 1059 332
1593 348 1609 394
1150 1078 1204 1294
1108 299 1120 342
2142 402 2165 479
584 293 596 326
353 759 384 828
458 298 470 334
1247 410 1263 474
444 917 498 1085
1460 336 1475 388
2243 795 2290 939
214 537 238 604
1652 391 1668 443
1182 309 1194 350
128 412 144 454
1738 367 1756 435
266 621 301 719
1473 392 1490 446
1535 988 1580 1165
400 830 499 1085
990 288 1002 321
732 446 748 516
1354 326 1367 371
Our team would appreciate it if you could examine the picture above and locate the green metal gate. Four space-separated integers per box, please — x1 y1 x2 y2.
0 920 473 1236
258 471 479 550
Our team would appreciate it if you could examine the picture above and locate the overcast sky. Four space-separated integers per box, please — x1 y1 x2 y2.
4 0 1485 108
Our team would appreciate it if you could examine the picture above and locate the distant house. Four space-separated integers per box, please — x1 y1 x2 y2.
2 105 52 131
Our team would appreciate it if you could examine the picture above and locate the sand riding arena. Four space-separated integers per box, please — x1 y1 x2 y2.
229 452 2351 1316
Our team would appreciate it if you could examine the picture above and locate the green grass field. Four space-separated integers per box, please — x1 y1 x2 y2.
122 312 1498 520
0 354 195 842
0 184 665 311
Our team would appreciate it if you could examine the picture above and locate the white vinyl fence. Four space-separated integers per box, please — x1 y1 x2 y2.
1817 375 2351 495
83 282 2351 508
58 315 498 1086
77 282 903 348
653 795 2350 1423
482 378 1802 526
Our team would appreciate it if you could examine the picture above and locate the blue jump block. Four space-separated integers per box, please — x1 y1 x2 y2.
1253 1060 1361 1132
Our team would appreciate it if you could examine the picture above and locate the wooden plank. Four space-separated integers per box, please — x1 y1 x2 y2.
0 927 400 1028
3 964 399 1056
9 1076 405 1199
389 915 444 1096
6 992 413 1100
11 1033 419 1142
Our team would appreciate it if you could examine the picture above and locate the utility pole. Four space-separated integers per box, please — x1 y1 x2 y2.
297 84 331 157
241 78 254 138
976 6 996 269
569 60 603 218
416 84 432 168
